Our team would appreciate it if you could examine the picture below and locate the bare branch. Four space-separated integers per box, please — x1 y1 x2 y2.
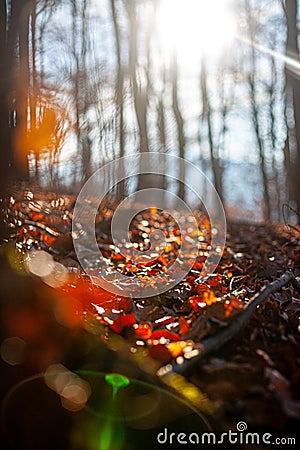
168 271 296 375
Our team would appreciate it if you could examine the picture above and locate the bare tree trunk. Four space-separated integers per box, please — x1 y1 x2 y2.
30 4 39 180
8 0 35 181
200 60 223 201
38 11 47 88
154 68 167 198
71 0 91 182
246 0 271 221
285 0 300 220
157 97 166 156
0 0 13 189
0 0 34 239
13 0 33 180
171 55 186 201
128 1 148 153
127 0 153 191
110 0 125 197
81 0 92 181
248 70 271 221
71 0 81 181
3 0 33 181
0 0 11 241
269 54 281 221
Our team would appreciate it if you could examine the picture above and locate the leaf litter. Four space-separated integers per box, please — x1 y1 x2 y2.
2 190 300 435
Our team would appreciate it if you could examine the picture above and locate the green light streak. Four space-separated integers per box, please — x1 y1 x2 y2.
99 420 112 450
99 375 129 450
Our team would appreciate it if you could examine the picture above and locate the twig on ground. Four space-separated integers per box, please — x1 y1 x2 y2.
282 204 300 234
23 220 60 237
170 271 296 375
291 276 300 292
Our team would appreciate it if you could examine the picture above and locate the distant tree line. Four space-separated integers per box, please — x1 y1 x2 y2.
1 0 300 223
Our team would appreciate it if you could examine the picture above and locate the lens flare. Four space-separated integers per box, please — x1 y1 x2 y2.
0 337 27 366
155 0 236 66
44 364 91 412
105 373 130 400
72 153 226 298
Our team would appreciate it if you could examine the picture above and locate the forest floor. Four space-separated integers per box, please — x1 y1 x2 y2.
1 190 300 448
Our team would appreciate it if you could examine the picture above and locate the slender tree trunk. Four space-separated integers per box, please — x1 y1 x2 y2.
81 0 92 181
171 55 185 201
13 0 33 180
155 68 167 198
158 97 166 155
128 0 153 191
4 0 32 181
0 0 11 241
285 0 300 220
38 17 46 88
0 0 12 189
0 0 33 183
0 0 34 239
284 48 293 216
246 0 271 221
157 78 167 191
71 0 81 183
110 0 125 197
248 69 271 221
200 60 223 201
30 4 39 180
269 54 281 221
128 1 148 154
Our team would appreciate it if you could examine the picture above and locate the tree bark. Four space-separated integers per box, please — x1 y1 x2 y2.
110 0 125 197
0 0 12 189
128 0 154 192
0 0 32 183
285 0 300 220
246 0 271 221
171 55 186 201
14 0 32 179
200 60 223 201
0 0 33 240
269 54 281 221
157 70 167 193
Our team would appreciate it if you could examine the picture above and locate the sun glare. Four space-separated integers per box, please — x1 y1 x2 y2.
156 0 236 67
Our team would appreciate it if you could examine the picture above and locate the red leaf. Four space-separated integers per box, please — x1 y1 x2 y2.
179 316 190 335
151 330 179 341
196 283 208 294
148 343 172 363
29 211 44 221
188 295 207 312
207 274 222 287
134 322 152 340
110 313 136 333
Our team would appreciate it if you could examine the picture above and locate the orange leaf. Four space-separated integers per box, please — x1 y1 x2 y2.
134 322 152 340
110 313 136 333
151 330 179 341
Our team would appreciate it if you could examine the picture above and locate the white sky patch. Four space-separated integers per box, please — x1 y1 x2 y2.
155 0 237 69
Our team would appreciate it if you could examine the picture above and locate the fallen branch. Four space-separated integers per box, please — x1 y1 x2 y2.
282 203 300 234
24 220 60 237
171 270 295 375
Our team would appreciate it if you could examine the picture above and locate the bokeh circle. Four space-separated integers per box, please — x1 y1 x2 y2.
72 153 226 298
